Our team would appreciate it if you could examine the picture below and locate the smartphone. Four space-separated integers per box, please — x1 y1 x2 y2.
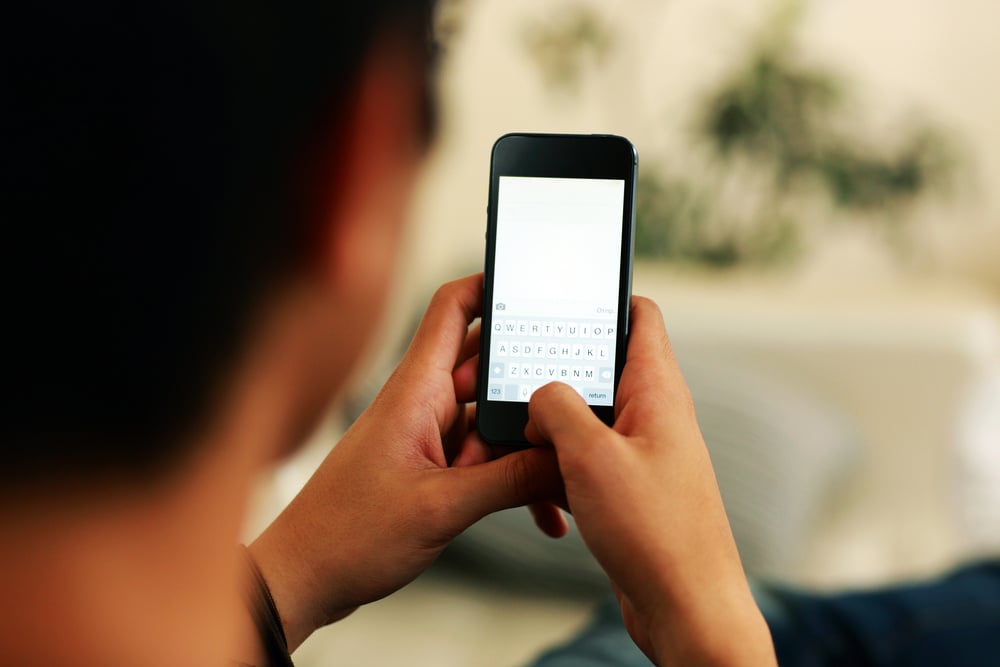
476 133 637 445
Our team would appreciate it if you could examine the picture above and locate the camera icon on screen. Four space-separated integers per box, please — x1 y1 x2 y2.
495 303 506 311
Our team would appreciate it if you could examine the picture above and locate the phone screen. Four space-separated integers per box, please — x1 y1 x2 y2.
477 133 636 445
485 176 625 406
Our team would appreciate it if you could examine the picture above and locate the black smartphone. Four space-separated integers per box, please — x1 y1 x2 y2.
476 133 638 445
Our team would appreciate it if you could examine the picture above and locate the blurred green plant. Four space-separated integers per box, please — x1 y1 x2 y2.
521 5 614 92
522 0 956 268
634 170 803 267
701 5 952 208
637 0 954 266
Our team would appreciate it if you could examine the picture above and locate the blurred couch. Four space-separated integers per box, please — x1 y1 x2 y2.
445 264 1000 594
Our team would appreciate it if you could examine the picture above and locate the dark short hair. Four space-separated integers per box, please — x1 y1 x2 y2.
1 1 435 484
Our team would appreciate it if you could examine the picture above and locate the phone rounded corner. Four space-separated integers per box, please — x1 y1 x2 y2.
491 133 523 158
619 136 638 166
595 134 637 165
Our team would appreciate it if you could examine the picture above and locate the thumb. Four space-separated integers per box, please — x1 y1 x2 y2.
525 382 611 454
448 447 563 526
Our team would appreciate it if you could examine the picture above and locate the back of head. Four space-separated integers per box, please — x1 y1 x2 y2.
1 1 434 485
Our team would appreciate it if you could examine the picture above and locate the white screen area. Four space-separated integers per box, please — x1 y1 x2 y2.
485 176 625 406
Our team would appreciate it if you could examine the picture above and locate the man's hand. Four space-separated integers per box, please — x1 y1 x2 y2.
525 297 776 666
250 274 561 651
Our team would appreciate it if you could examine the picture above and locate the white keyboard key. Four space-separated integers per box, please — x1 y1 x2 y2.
529 321 541 336
520 364 532 379
545 364 558 380
517 320 529 336
585 344 596 360
571 365 582 380
542 321 553 336
508 363 519 378
546 344 558 358
567 323 579 338
598 344 609 360
580 324 590 338
572 344 583 360
583 387 611 404
605 325 615 339
497 342 508 356
493 319 504 333
584 366 596 381
592 325 603 338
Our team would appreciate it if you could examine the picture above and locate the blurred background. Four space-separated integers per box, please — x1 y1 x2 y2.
246 0 1000 664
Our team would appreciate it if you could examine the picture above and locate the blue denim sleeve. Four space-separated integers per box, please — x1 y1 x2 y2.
762 561 1000 666
528 562 1000 667
529 598 653 667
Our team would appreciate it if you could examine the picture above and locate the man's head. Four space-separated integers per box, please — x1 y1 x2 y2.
2 2 436 664
3 1 435 484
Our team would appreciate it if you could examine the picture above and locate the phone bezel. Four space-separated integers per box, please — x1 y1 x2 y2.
476 133 638 445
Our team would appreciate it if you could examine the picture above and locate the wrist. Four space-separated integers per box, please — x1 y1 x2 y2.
241 546 295 666
647 588 775 667
248 531 333 652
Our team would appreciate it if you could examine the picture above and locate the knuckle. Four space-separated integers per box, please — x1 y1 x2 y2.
632 294 660 315
502 454 534 499
670 385 698 422
659 330 675 359
429 281 454 309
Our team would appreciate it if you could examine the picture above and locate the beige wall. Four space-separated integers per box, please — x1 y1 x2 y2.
397 0 1000 299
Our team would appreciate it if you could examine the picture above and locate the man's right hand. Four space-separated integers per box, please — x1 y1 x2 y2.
525 296 776 667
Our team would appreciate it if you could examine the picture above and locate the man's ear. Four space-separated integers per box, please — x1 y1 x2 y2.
319 36 429 297
289 34 430 404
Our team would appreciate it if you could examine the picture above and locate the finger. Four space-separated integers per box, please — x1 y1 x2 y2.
452 429 529 468
616 296 694 427
449 447 563 524
529 502 569 538
450 404 528 469
524 383 611 454
443 403 476 464
624 296 677 371
452 432 492 467
456 322 481 369
452 354 478 404
404 273 483 375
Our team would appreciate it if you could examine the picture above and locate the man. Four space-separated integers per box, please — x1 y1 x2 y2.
0 2 774 665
